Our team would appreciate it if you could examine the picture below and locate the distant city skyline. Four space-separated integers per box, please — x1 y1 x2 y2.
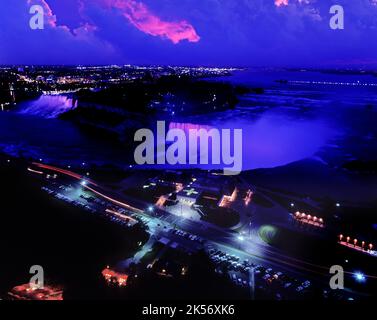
1 0 377 67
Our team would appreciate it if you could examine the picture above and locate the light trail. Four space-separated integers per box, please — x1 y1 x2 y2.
83 185 143 214
33 162 143 213
32 162 98 187
27 167 44 175
105 208 138 223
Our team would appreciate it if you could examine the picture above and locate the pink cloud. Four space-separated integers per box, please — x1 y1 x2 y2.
275 0 289 6
100 0 200 44
28 0 200 44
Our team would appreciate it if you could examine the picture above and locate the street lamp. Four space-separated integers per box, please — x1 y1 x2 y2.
354 272 366 283
80 180 87 186
339 234 343 242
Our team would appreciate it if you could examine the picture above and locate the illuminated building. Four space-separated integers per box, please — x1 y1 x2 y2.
293 211 324 228
218 188 238 208
156 195 167 207
8 284 63 300
177 187 201 206
102 267 129 287
9 83 15 102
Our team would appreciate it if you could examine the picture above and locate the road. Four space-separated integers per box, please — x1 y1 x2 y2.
30 162 373 298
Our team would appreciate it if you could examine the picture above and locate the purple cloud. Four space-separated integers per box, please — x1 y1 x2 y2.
1 0 376 66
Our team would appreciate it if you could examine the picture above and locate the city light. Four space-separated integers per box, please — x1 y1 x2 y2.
6 44 377 303
102 268 129 287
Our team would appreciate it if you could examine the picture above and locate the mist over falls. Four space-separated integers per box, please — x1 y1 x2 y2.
17 94 77 119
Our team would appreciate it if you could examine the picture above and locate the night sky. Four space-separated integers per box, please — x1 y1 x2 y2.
1 0 377 67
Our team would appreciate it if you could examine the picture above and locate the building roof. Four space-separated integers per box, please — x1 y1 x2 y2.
177 187 201 200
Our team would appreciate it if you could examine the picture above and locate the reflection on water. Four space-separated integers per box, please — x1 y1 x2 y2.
0 112 128 166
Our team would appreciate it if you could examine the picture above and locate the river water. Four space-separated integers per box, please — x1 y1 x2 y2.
1 69 377 200
0 95 127 166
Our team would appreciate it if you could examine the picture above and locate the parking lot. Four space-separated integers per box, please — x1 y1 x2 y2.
206 244 314 300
